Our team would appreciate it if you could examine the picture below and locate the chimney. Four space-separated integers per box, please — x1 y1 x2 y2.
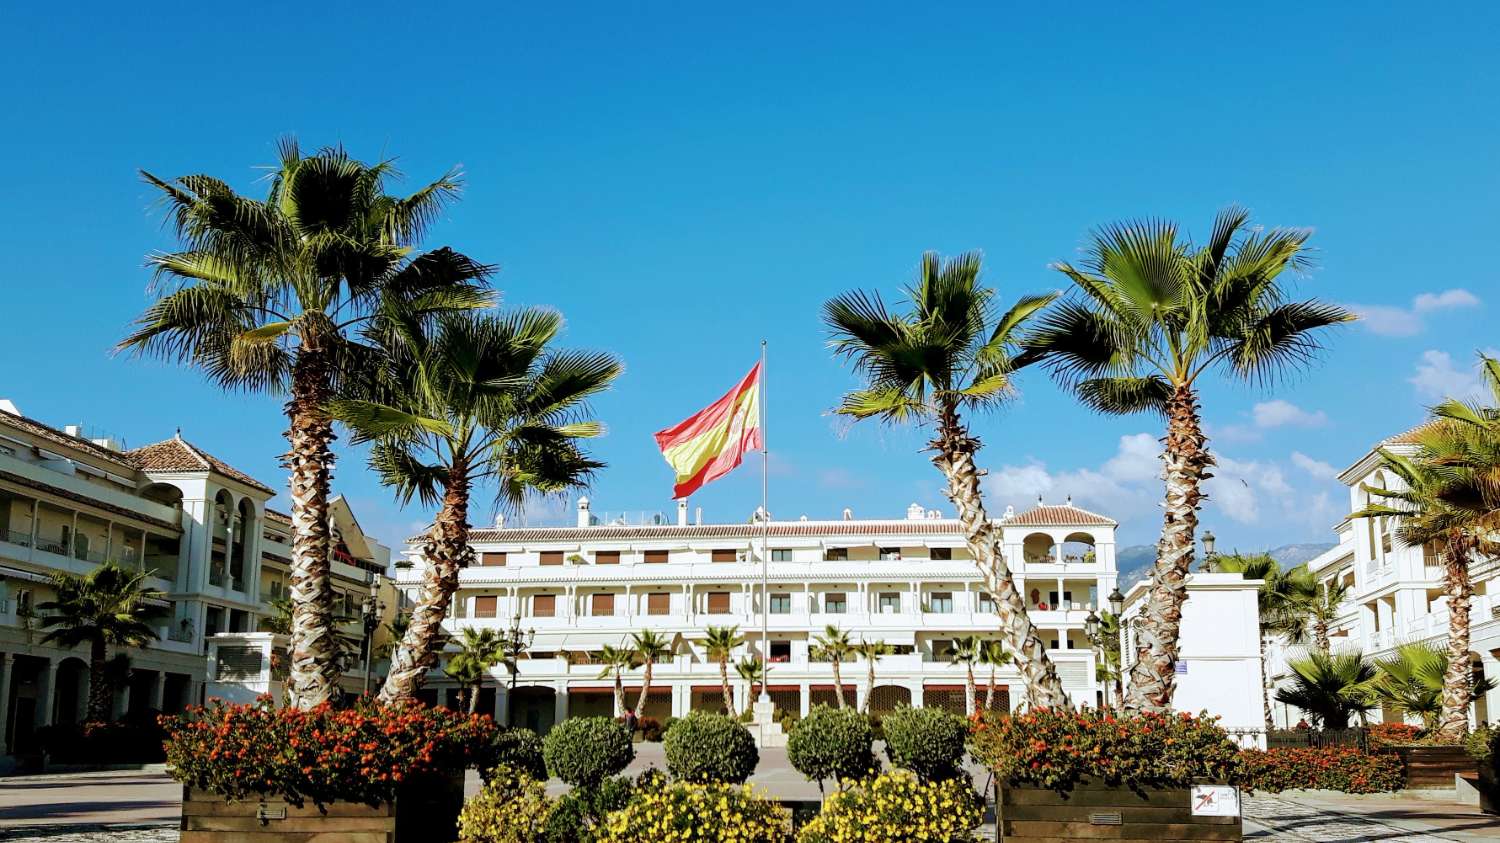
676 499 688 526
842 507 853 521
64 424 84 438
906 502 924 520
494 512 506 528
695 506 703 526
576 496 591 528
1004 504 1015 518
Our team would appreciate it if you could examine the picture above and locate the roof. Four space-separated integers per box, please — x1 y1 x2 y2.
1001 503 1117 527
0 470 179 532
0 409 137 471
265 507 292 525
125 436 276 495
1380 420 1442 446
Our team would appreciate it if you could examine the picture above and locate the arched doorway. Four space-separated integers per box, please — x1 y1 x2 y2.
53 657 90 725
866 685 911 716
511 686 558 734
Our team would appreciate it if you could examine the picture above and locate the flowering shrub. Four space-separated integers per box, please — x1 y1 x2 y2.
797 769 981 843
458 764 552 843
1465 724 1495 765
663 711 759 784
543 717 634 787
788 705 875 788
1367 723 1424 748
39 718 166 764
882 707 968 782
162 697 495 808
1239 747 1403 794
596 781 790 843
968 708 1240 794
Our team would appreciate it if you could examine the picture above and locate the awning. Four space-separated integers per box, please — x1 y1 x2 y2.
0 565 51 584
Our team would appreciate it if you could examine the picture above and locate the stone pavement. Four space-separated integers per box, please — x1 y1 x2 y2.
1243 790 1500 841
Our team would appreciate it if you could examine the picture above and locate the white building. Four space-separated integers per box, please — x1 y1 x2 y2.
400 496 1120 732
1267 423 1500 727
0 401 392 759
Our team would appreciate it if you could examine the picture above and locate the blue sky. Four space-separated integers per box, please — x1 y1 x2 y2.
2 3 1497 553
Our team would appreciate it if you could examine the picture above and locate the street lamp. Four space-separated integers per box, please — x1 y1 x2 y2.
361 575 383 697
1107 587 1125 704
1200 530 1217 571
1084 610 1104 707
499 612 536 726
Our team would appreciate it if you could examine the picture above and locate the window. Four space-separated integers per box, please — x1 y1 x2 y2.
591 593 615 616
928 592 954 613
707 592 731 614
930 547 952 561
824 547 848 562
771 549 792 562
1048 591 1073 609
878 592 901 613
539 551 563 566
824 592 847 614
595 551 620 565
14 588 32 614
878 547 900 560
711 548 737 563
977 592 996 614
479 552 506 567
532 594 556 617
769 593 791 614
647 592 671 615
769 640 791 662
644 550 669 564
473 595 498 618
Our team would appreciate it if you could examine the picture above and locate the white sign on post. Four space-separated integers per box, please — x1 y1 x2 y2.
1189 785 1240 817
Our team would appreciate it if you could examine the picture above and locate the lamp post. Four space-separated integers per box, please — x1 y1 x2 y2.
1107 586 1125 705
1084 609 1103 707
361 575 383 697
499 612 535 726
1199 530 1218 571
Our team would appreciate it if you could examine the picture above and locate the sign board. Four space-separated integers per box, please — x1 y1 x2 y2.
1189 785 1239 817
1174 660 1188 674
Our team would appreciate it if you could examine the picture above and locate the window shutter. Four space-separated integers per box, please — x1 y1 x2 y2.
711 549 737 563
540 552 563 566
215 645 264 680
591 593 615 615
707 592 731 614
533 594 556 616
473 595 498 618
480 552 506 567
644 550 669 564
647 593 671 615
595 551 620 564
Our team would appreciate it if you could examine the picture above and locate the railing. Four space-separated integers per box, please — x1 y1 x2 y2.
1266 728 1367 751
1 529 31 547
167 626 194 643
35 538 67 555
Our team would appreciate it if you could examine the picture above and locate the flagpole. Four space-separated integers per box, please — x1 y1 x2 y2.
759 340 770 704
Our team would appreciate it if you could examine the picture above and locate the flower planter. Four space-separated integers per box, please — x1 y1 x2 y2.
179 772 465 842
995 781 1242 842
1391 745 1475 789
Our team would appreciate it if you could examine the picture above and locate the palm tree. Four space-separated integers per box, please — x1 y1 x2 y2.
596 644 638 718
331 310 620 703
946 636 983 716
703 626 744 715
1027 208 1352 713
811 625 855 709
1213 553 1315 730
735 656 765 717
38 563 163 722
120 142 493 708
855 639 893 714
1300 578 1351 653
824 253 1068 707
443 628 505 714
980 641 1011 712
1275 649 1376 730
1372 642 1498 730
630 629 672 718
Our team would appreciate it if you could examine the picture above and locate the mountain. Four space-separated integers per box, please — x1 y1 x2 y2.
1112 541 1336 590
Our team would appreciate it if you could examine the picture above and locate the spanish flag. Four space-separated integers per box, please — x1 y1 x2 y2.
655 362 763 499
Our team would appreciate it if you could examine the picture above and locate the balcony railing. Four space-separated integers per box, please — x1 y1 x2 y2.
35 538 67 555
1 529 31 547
167 626 194 643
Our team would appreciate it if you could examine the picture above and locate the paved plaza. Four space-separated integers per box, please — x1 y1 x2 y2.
3 753 1499 841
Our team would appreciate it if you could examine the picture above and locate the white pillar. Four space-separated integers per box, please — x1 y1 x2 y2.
151 671 166 711
36 659 58 728
495 685 509 725
0 653 11 750
553 683 569 725
798 682 811 717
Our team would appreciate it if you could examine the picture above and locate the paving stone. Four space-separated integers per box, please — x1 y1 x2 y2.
1243 794 1456 842
0 826 177 843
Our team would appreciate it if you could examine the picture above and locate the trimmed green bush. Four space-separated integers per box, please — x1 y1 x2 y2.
788 705 875 788
458 764 551 843
479 726 547 782
882 706 968 782
663 711 759 784
542 717 634 788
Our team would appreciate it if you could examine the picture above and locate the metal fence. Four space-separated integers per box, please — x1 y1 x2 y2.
1266 728 1367 751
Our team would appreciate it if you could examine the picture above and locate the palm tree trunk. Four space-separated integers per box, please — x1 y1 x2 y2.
86 637 111 722
831 660 847 708
467 682 480 715
985 666 997 712
378 460 472 703
1123 385 1213 714
931 400 1069 708
719 658 735 716
1258 633 1273 732
635 660 653 718
613 670 625 718
964 664 976 717
1314 619 1330 653
1436 536 1474 740
864 660 876 714
285 345 341 709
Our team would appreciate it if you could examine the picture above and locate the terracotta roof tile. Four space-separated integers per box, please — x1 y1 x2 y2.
1380 420 1442 446
124 437 275 495
0 409 137 471
264 507 292 525
1001 503 1116 527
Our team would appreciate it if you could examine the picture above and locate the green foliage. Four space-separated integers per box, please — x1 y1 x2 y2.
662 711 759 784
597 781 790 843
38 562 163 651
969 708 1241 795
882 707 968 782
1274 650 1377 730
1465 724 1496 766
1371 643 1497 731
542 717 634 788
458 765 551 843
540 775 635 843
788 705 876 787
1239 747 1403 794
478 727 546 783
798 769 982 843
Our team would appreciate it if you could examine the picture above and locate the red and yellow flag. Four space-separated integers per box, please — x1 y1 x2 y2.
655 362 763 499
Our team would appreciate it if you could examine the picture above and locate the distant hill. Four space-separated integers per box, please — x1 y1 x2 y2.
1113 541 1336 590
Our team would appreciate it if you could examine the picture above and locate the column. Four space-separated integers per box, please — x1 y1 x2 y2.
495 686 509 725
552 682 569 725
624 585 632 621
0 653 11 751
151 671 166 711
35 658 58 728
909 680 925 708
112 681 130 720
798 682 811 717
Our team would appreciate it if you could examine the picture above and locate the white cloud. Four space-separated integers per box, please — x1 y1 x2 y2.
1351 288 1481 337
1409 350 1486 401
1251 399 1328 429
1290 451 1338 480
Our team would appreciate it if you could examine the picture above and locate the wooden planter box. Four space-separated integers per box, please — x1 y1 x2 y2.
180 773 464 842
996 781 1242 842
1392 745 1475 789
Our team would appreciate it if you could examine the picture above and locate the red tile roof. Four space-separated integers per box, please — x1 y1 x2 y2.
1001 503 1117 527
0 409 137 471
124 437 275 495
1380 420 1442 446
264 507 292 525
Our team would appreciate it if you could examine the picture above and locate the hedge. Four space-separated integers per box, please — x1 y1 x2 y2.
542 717 634 788
881 706 967 782
787 705 876 788
662 712 759 784
1239 747 1404 794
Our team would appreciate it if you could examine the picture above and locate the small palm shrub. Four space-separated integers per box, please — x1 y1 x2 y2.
543 717 634 788
663 712 759 784
788 705 876 790
478 727 546 782
458 765 551 843
797 769 982 843
882 707 967 782
596 781 789 843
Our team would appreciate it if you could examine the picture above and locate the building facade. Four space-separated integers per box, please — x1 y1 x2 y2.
1266 423 1500 728
399 496 1119 732
0 401 392 758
